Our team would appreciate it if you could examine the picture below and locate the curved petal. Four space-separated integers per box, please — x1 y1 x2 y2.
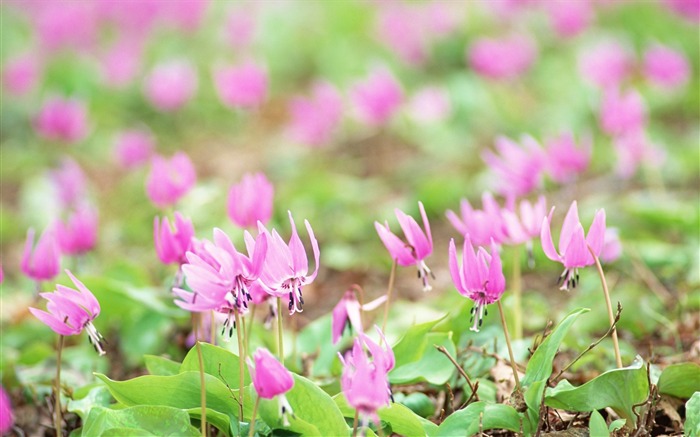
288 212 309 276
563 224 589 268
304 219 320 282
29 307 77 335
486 241 506 299
21 228 35 276
559 201 580 254
374 222 413 266
446 209 468 236
396 209 430 259
418 201 433 251
65 269 101 316
586 209 606 260
448 239 466 296
540 212 561 262
462 236 482 291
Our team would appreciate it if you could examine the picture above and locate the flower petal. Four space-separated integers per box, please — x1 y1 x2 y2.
559 201 580 255
540 210 561 262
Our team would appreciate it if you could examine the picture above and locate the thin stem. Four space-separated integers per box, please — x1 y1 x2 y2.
434 344 479 403
248 396 260 437
54 335 64 437
587 245 623 368
246 304 256 356
512 246 523 340
381 259 397 335
194 315 208 437
497 300 521 391
277 297 284 365
234 310 245 434
352 409 359 437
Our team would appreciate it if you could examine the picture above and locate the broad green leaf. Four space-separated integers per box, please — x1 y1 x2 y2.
102 428 154 436
258 374 348 437
180 343 251 387
397 392 436 419
545 356 649 424
685 392 700 437
67 385 112 421
609 419 626 432
185 408 235 437
657 363 700 399
435 401 521 437
589 410 610 437
523 379 546 436
144 355 181 376
334 394 437 437
392 316 446 366
390 332 456 385
521 308 590 387
82 405 199 436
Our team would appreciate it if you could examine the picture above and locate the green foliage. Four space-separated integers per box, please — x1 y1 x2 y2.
657 363 700 399
390 332 456 385
435 401 521 437
143 355 181 376
588 410 610 437
685 392 700 437
180 343 251 387
334 394 437 437
82 406 200 436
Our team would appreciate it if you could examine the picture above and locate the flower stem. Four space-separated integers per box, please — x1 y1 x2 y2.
381 259 397 335
234 310 245 433
351 410 359 437
194 315 208 437
246 304 256 356
54 334 64 437
497 300 521 392
277 297 284 366
512 246 523 340
248 396 261 437
587 245 623 368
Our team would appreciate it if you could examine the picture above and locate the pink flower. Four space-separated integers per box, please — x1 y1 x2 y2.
0 263 3 284
468 34 537 80
248 348 294 425
34 1 98 53
154 212 194 266
406 86 452 124
502 196 549 247
55 204 98 256
29 269 105 355
49 157 87 208
225 10 257 49
446 192 508 246
143 59 198 112
213 61 268 109
145 152 196 208
163 0 208 32
643 44 690 89
612 130 664 179
257 211 320 315
375 201 434 291
600 228 622 263
663 0 700 22
35 96 88 143
350 68 403 126
375 3 429 66
100 38 143 88
331 290 387 345
600 88 647 136
21 227 61 282
287 81 343 147
482 135 546 198
579 40 632 89
2 53 40 95
227 172 274 228
544 132 592 183
448 236 506 332
113 128 155 169
0 385 13 434
547 0 593 38
540 201 606 290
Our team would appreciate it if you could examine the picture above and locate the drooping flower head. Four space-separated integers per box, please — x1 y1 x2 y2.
29 270 106 355
350 67 404 126
540 201 606 291
544 132 592 184
34 96 89 144
113 128 155 169
227 172 274 228
446 192 508 246
643 44 690 89
145 151 196 208
154 212 195 266
143 59 198 112
287 81 343 148
248 348 294 425
468 33 537 80
55 204 98 256
22 227 61 282
448 237 506 332
482 135 546 198
375 201 434 291
257 211 320 315
331 288 387 345
213 61 268 109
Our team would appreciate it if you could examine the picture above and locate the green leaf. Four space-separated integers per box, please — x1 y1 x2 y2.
658 363 700 399
589 410 610 437
392 317 446 367
67 385 113 421
435 401 521 437
101 428 154 436
185 408 235 437
545 356 649 424
521 308 590 387
334 394 437 437
397 392 436 419
609 419 626 432
685 392 700 437
390 332 456 385
144 355 181 376
523 379 546 436
82 405 200 436
180 343 251 388
258 374 348 437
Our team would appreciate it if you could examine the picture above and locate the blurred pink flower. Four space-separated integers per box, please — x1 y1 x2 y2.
0 263 3 284
375 3 429 65
579 40 632 89
482 135 546 198
287 81 343 147
406 86 452 124
100 38 143 88
34 1 98 53
113 128 155 169
547 0 593 38
143 60 198 112
22 227 61 282
2 54 40 95
612 130 664 179
600 228 622 263
35 96 89 143
600 88 647 136
257 211 320 315
213 61 268 109
541 201 606 290
643 44 690 89
56 204 98 256
29 269 105 355
350 68 403 126
448 236 506 332
502 195 549 247
154 212 195 266
145 152 196 208
544 132 592 183
225 10 257 49
424 1 467 36
227 172 274 228
49 157 87 208
375 201 434 291
468 34 537 80
663 0 700 22
332 290 363 345
248 348 294 425
164 0 208 32
0 385 12 434
446 192 508 246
